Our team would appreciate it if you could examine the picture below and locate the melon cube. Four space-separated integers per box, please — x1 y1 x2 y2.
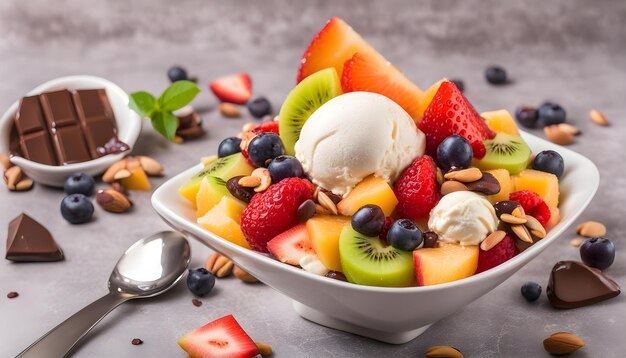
337 175 398 216
197 196 250 249
485 168 511 203
195 176 231 218
481 109 520 136
512 169 559 209
413 244 478 286
306 215 351 272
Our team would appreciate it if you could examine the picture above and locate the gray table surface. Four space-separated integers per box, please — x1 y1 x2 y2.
1 0 625 357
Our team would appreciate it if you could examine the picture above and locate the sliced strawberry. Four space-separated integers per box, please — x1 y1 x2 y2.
209 73 252 104
342 52 423 120
177 315 259 358
509 190 551 227
475 234 519 274
418 81 495 157
267 224 315 266
240 121 280 165
297 17 378 83
393 155 441 220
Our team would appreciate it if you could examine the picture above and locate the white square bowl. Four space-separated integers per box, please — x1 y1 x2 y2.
152 131 598 344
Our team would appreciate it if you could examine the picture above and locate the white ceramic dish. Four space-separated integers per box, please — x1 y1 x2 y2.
152 131 598 344
0 75 142 187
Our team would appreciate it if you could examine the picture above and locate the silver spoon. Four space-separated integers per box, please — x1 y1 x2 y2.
17 231 191 358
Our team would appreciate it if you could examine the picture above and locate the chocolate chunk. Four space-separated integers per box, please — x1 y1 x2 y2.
51 124 92 164
20 131 57 166
547 260 620 309
14 96 47 135
96 137 130 156
6 213 64 262
39 90 80 129
465 172 501 195
73 89 118 157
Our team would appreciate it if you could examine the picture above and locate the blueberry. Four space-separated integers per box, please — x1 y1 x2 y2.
186 268 215 297
436 135 473 171
247 132 285 167
61 194 94 224
64 173 95 196
485 66 508 85
247 97 272 118
449 79 465 92
580 237 615 270
515 106 539 128
267 155 305 183
387 219 423 251
351 205 385 237
537 102 566 126
217 137 242 158
532 150 564 178
167 66 188 83
521 282 542 302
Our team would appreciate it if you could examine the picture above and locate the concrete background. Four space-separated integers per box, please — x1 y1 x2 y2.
1 0 625 356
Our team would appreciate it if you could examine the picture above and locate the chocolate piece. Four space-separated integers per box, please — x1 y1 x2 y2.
39 90 80 128
73 89 118 157
14 96 47 134
51 124 92 164
465 172 501 195
96 137 130 156
6 213 64 262
547 260 620 309
20 131 57 166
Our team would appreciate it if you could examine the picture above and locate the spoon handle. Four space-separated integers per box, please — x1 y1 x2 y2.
17 292 134 358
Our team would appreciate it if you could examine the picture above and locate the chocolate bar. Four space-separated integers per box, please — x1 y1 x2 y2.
6 213 64 262
73 89 117 158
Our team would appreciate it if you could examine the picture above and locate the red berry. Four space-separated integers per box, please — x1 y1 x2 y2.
509 190 551 227
252 121 279 135
209 73 252 104
241 178 314 252
379 217 393 243
418 81 495 156
393 155 441 220
471 141 487 160
476 234 519 273
240 121 280 165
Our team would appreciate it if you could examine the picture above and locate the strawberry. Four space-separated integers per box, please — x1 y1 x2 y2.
475 234 520 274
267 224 315 266
177 315 259 358
240 121 280 164
393 155 440 220
209 73 252 104
509 190 551 227
418 81 495 157
342 51 424 120
297 17 377 83
379 217 393 243
241 178 314 252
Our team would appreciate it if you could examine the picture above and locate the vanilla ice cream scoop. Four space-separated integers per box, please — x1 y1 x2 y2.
294 92 425 196
428 191 499 246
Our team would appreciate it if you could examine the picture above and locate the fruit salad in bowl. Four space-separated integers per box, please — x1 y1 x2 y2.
152 17 599 343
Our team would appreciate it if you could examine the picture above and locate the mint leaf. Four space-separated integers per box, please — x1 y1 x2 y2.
158 81 200 112
151 111 178 140
129 91 157 117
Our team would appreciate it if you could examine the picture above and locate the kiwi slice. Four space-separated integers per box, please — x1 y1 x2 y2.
179 153 254 203
279 67 342 155
339 225 414 287
197 176 231 213
474 133 531 175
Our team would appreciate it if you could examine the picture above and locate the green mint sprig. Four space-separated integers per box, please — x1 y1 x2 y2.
129 80 200 140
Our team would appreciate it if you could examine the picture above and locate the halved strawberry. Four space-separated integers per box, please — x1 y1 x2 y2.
418 81 495 157
297 17 378 83
267 224 315 266
342 51 424 121
209 73 252 104
177 315 259 358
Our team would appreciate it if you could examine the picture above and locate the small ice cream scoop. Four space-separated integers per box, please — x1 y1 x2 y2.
295 92 425 197
428 191 499 246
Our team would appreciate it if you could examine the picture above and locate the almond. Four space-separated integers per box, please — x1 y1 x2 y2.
14 178 34 191
233 266 259 283
436 167 444 185
102 159 128 183
0 154 11 170
570 238 583 247
425 345 464 358
317 190 338 215
138 156 164 176
238 176 262 188
205 253 234 278
219 103 241 118
4 166 22 190
557 123 581 136
480 231 506 251
255 341 273 356
511 224 533 243
96 189 132 213
251 168 272 193
525 215 546 239
441 180 468 195
589 109 609 126
543 332 585 355
576 221 606 237
113 168 132 180
500 213 527 225
544 125 574 145
444 167 482 183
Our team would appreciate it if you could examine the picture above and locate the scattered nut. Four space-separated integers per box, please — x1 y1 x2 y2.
138 156 164 176
102 159 128 183
4 166 22 190
255 341 273 356
576 221 606 237
238 176 262 188
317 190 338 215
113 168 132 180
441 180 468 195
480 231 507 251
436 167 444 185
425 345 464 358
525 215 546 239
14 178 34 191
444 167 482 183
216 260 234 278
251 168 271 193
557 123 581 136
544 125 574 145
173 136 184 144
315 204 330 215
511 206 526 219
511 224 533 243
233 266 259 283
0 154 11 170
205 253 234 278
589 109 609 126
219 103 241 118
570 238 583 247
543 332 585 355
500 213 527 225
96 189 132 213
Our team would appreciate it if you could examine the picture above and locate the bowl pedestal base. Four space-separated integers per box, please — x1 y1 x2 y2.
293 301 431 344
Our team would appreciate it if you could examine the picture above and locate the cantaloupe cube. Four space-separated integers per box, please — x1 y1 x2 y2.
195 176 231 218
197 196 250 249
337 175 398 216
306 215 351 272
546 207 560 230
413 243 478 286
415 79 445 122
485 168 511 203
119 167 151 191
481 109 520 136
512 169 559 209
